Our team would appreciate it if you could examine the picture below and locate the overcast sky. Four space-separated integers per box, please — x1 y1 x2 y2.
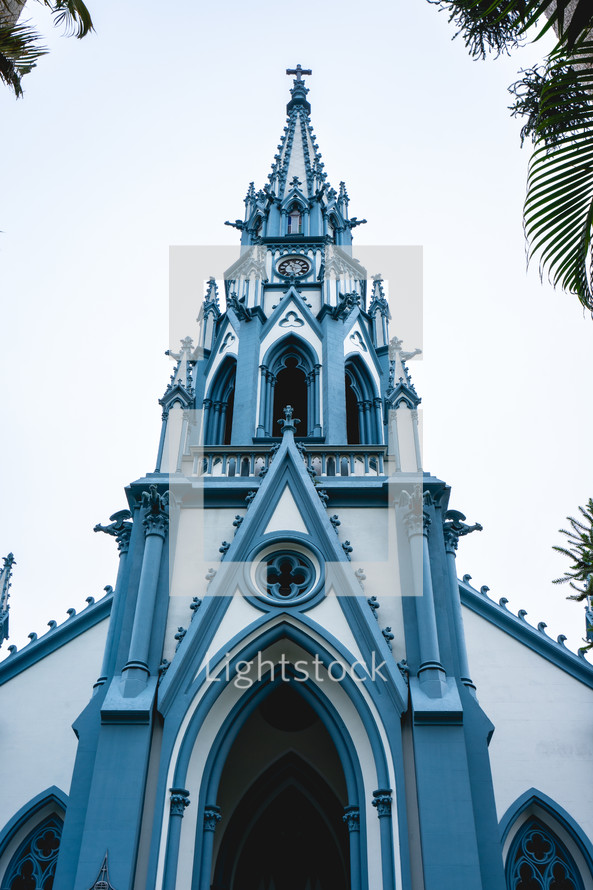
1 0 592 656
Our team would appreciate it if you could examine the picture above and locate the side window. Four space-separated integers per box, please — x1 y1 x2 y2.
506 818 584 890
3 815 63 890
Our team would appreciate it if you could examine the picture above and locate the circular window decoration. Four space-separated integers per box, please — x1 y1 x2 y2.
244 539 324 610
256 552 315 602
277 255 311 278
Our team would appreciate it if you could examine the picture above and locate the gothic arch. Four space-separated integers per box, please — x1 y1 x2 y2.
259 335 321 437
1 813 64 890
500 790 593 890
157 617 404 890
345 357 382 444
203 356 237 445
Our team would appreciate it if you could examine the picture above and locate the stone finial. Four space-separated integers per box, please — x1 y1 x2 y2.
278 404 300 434
87 853 115 890
0 552 15 646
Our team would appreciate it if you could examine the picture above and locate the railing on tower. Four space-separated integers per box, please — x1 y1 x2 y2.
187 445 387 479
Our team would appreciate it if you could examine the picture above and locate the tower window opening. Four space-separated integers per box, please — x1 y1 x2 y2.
273 356 307 435
287 210 302 235
223 386 235 445
345 373 361 444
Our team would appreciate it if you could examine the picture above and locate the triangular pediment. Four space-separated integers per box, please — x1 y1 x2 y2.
264 484 309 535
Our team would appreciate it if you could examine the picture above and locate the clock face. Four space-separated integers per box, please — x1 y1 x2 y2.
277 256 311 278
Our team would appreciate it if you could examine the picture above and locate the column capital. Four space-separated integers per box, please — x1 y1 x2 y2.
169 788 190 816
342 805 360 832
204 805 222 832
141 484 169 538
372 789 392 818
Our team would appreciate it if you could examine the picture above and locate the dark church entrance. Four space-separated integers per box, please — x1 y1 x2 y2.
213 684 350 890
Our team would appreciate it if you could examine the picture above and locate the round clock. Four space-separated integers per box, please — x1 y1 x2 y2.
277 255 311 278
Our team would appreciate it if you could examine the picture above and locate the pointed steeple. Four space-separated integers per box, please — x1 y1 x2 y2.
229 66 365 247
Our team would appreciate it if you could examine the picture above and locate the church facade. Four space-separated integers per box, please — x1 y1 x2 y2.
1 70 593 890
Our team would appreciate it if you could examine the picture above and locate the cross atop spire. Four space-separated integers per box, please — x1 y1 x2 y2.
286 64 312 82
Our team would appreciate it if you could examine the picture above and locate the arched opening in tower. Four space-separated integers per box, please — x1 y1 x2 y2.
223 385 235 445
213 683 350 890
345 372 360 444
273 357 308 436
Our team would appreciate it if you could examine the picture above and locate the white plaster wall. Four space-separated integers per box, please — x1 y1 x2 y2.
463 606 593 841
0 619 108 832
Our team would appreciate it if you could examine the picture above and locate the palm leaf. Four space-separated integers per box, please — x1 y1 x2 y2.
524 41 593 311
44 0 93 38
0 19 46 96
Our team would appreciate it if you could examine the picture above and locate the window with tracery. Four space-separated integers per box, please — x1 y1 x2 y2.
506 818 584 890
3 816 63 890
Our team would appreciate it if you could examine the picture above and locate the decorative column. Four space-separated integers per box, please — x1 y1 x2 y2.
443 510 483 691
401 489 446 697
312 363 321 434
342 806 362 890
256 366 267 436
202 398 212 444
122 485 169 695
93 510 133 689
372 789 396 890
162 788 190 890
373 397 383 444
267 373 277 436
155 408 169 472
410 408 422 472
198 805 222 890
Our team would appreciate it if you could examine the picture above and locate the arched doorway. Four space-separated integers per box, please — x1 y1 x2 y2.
213 684 350 890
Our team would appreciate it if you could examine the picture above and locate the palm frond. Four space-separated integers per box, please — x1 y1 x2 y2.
44 0 93 38
0 19 46 96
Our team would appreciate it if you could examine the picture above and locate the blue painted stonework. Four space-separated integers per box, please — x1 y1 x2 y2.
1 69 593 890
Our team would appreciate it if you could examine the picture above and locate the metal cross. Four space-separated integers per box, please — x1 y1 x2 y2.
286 64 312 82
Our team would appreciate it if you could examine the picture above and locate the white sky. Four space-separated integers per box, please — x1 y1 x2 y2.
1 0 592 657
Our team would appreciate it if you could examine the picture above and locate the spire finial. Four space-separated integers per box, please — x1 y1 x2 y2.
278 404 300 434
286 64 312 83
286 64 312 114
0 553 15 647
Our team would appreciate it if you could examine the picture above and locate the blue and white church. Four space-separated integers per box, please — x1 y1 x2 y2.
2 68 593 890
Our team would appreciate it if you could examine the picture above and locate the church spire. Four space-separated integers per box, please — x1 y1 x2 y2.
228 66 365 247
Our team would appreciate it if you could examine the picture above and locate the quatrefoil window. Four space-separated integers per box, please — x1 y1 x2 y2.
255 551 315 602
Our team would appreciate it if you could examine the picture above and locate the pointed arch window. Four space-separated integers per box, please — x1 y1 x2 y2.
257 338 321 438
506 818 585 890
345 358 382 445
203 358 237 445
2 815 63 890
287 207 302 235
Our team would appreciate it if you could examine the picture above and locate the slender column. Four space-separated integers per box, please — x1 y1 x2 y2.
267 374 277 436
410 408 422 472
313 363 321 434
363 400 372 443
403 495 446 697
93 512 133 689
343 806 362 890
123 486 169 693
162 789 190 890
373 398 383 444
212 401 222 444
155 409 169 472
256 366 267 436
443 511 482 691
372 790 396 890
357 400 365 444
198 806 222 890
202 398 212 444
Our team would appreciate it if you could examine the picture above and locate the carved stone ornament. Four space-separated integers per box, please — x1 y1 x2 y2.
204 805 222 831
93 510 133 553
87 852 115 890
443 509 483 554
169 788 190 817
342 806 360 832
141 485 169 538
399 487 432 539
372 789 392 818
